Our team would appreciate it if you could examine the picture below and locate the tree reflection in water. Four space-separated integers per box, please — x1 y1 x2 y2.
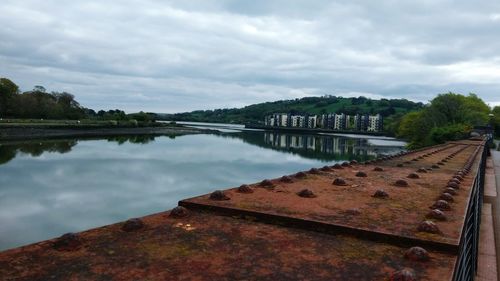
0 135 166 165
0 140 77 165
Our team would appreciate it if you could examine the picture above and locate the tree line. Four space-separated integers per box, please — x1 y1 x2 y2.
0 79 86 119
2 77 499 147
158 95 424 124
395 92 498 148
0 77 154 122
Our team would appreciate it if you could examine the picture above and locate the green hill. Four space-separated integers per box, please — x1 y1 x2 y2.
156 96 424 125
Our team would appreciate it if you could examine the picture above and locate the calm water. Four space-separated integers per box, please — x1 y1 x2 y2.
0 129 405 251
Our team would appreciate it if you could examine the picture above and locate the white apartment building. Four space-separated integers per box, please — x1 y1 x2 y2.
291 115 305 128
367 114 382 132
334 114 345 130
306 115 317 129
265 112 383 132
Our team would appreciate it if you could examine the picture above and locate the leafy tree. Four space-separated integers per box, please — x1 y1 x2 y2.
492 106 500 138
397 92 491 147
0 78 19 117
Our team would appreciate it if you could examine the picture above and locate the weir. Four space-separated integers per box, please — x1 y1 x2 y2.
0 138 492 280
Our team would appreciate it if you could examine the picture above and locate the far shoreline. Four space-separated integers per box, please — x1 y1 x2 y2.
0 124 214 141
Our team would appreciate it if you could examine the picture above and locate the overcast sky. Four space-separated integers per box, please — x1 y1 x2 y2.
1 1 500 113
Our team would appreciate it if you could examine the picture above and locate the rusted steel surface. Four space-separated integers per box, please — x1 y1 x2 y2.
0 139 486 281
0 210 457 281
181 140 483 249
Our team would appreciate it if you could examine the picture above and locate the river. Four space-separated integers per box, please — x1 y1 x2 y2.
0 125 405 251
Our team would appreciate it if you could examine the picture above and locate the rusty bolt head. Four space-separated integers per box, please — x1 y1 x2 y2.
372 189 389 199
404 246 430 261
53 233 82 251
333 177 347 186
308 168 320 174
444 188 457 195
297 189 316 198
237 184 254 193
259 179 274 188
390 268 416 281
320 166 332 172
437 162 445 166
431 164 440 169
439 193 454 202
294 172 307 178
170 206 189 218
426 209 447 221
332 164 343 170
394 179 409 187
121 218 145 232
373 166 384 171
209 190 230 200
341 161 351 167
416 168 427 173
448 179 460 185
412 158 418 162
431 200 451 211
447 182 459 189
407 173 420 179
454 175 464 181
350 160 358 165
417 220 441 234
397 163 404 167
355 171 367 177
280 176 293 183
404 161 411 164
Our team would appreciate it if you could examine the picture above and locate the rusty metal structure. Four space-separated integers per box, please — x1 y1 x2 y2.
0 138 489 280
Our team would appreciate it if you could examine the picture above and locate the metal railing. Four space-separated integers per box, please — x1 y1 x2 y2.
452 139 489 281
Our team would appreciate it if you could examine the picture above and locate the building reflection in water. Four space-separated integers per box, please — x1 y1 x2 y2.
263 132 402 159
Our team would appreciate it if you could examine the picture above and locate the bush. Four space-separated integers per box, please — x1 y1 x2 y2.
128 119 138 126
428 124 471 144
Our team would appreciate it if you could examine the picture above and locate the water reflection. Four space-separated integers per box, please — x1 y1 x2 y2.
0 131 404 251
106 135 160 145
0 132 404 166
221 131 402 161
0 140 77 165
0 135 170 165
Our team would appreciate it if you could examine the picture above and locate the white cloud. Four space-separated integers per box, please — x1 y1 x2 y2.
1 0 500 112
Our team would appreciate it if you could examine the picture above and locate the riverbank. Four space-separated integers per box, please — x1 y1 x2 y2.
0 125 212 141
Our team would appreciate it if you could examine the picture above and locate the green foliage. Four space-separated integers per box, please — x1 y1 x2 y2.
127 111 154 122
0 78 20 116
0 78 87 119
397 92 491 148
428 124 472 144
158 95 424 125
492 106 500 138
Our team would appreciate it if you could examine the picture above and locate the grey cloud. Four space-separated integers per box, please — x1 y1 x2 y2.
1 0 500 113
